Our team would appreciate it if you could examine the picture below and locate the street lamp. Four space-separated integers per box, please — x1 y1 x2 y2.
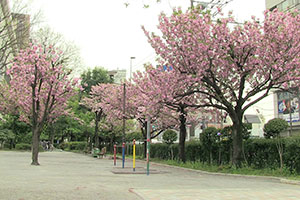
122 82 126 168
130 57 135 81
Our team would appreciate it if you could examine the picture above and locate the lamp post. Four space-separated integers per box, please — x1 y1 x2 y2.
130 57 135 81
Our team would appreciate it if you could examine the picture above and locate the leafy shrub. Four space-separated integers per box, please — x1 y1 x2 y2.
126 131 143 143
264 118 288 138
126 137 300 174
162 130 178 144
150 143 171 159
68 142 87 151
284 137 300 173
244 138 279 169
15 143 31 150
185 141 203 162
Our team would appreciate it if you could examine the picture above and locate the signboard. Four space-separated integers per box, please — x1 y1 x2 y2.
277 91 300 122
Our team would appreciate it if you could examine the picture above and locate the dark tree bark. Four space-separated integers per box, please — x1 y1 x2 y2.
31 127 40 165
94 110 102 148
178 106 187 163
230 111 244 167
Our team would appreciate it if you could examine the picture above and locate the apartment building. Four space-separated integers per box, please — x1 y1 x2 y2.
266 0 300 11
0 0 30 79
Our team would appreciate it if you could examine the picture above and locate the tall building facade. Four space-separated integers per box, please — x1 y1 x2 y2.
0 0 30 79
266 0 300 11
108 69 127 84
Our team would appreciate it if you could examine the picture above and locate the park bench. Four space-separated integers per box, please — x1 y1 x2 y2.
98 147 106 158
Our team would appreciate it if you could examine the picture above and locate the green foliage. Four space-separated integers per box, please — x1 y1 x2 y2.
0 129 15 142
150 143 173 159
284 137 300 173
0 114 31 145
244 139 280 169
80 67 112 94
101 119 137 145
162 129 177 144
15 143 31 150
59 142 87 151
68 141 87 151
128 138 300 174
200 127 218 145
264 118 288 138
126 131 143 143
220 123 252 140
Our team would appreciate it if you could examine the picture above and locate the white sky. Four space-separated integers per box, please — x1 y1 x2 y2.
25 0 266 75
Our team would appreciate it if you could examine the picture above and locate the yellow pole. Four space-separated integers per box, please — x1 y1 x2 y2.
133 139 136 172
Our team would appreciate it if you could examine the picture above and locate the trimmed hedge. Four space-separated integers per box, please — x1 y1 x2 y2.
126 138 300 173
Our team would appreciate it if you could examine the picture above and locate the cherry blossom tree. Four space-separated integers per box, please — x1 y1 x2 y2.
81 83 115 149
85 81 178 156
132 66 210 162
143 8 300 166
1 43 79 165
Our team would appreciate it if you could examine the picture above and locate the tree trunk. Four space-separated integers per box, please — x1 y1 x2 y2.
179 107 187 163
87 131 92 152
232 119 243 167
31 127 40 165
218 147 222 165
276 137 284 173
110 135 114 153
94 111 101 148
141 127 147 159
50 131 54 145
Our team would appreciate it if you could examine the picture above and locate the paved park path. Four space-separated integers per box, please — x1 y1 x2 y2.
1 151 300 200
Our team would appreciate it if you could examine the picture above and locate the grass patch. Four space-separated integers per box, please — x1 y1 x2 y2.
150 158 300 181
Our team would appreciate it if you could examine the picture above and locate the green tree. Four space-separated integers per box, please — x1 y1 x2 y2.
0 128 14 149
80 67 113 149
80 67 112 94
264 118 288 172
0 114 31 148
126 131 143 143
264 118 288 139
162 129 178 145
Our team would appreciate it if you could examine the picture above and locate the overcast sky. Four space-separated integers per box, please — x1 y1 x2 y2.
25 0 266 75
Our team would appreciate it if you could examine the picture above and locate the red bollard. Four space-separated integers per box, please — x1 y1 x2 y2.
114 144 117 166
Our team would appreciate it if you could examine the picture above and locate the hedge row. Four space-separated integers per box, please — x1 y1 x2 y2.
15 143 44 151
125 137 300 173
15 143 32 150
59 142 87 151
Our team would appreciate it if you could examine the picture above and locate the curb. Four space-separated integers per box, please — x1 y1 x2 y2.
87 154 300 186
